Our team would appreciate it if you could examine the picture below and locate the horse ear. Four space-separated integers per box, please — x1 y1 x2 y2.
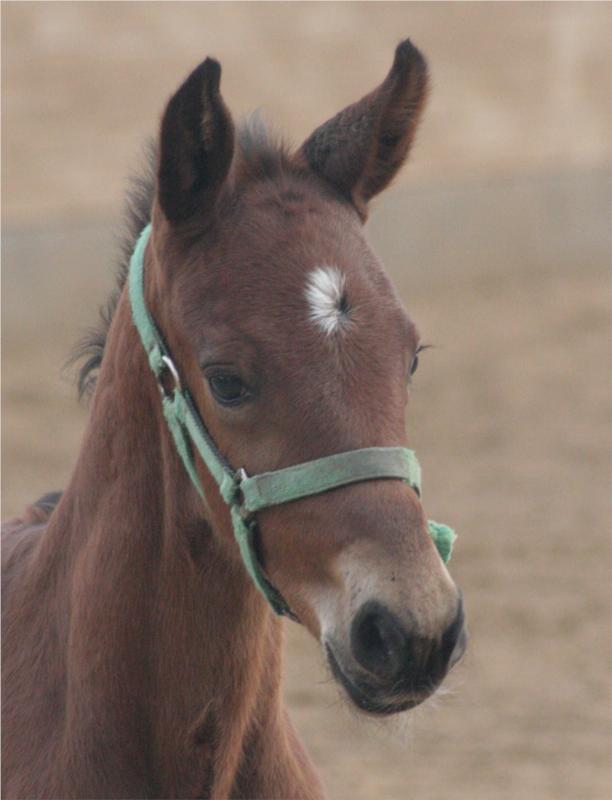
157 58 234 225
298 40 428 218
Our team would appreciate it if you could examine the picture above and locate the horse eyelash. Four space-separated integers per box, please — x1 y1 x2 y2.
407 343 432 385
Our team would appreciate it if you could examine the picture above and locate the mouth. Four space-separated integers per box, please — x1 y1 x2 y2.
325 644 428 716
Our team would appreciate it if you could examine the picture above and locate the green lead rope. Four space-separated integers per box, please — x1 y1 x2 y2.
128 223 456 617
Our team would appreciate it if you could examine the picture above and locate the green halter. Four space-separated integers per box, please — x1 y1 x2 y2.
128 223 456 617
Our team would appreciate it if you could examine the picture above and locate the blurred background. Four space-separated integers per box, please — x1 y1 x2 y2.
2 3 611 799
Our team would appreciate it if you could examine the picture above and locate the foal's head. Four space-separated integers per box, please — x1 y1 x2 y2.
147 41 465 715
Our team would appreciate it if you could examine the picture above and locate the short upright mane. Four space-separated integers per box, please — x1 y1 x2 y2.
71 140 156 399
235 113 295 183
71 119 294 399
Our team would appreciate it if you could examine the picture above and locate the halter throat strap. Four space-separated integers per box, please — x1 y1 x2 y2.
128 223 456 617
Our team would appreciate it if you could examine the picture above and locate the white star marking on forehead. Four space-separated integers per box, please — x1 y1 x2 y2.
305 266 350 335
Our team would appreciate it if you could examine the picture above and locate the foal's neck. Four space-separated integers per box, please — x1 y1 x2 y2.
44 292 315 797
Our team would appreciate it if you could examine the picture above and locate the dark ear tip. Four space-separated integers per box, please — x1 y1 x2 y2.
393 39 427 76
201 57 222 93
177 57 222 102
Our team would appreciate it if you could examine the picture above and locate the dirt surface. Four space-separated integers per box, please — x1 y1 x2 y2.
2 4 612 800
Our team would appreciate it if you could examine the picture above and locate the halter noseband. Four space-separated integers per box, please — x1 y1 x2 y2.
128 224 456 617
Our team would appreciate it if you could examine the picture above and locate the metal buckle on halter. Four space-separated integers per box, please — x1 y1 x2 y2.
233 468 253 521
157 355 182 398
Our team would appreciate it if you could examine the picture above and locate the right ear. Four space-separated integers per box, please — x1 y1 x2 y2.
297 40 429 219
157 58 234 225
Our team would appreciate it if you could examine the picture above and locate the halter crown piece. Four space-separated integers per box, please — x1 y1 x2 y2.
129 224 456 617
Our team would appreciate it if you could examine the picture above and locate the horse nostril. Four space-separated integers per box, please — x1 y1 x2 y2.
359 615 388 659
350 597 467 692
350 601 408 681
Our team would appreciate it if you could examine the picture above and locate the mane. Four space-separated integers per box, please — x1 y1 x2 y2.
70 139 156 399
71 118 295 400
235 112 295 183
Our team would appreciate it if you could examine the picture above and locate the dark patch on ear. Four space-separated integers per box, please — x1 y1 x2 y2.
158 58 235 224
298 39 429 217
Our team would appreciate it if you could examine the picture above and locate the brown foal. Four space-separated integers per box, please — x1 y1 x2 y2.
2 40 465 799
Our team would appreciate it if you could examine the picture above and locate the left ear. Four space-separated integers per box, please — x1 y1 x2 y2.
157 57 234 225
297 39 429 218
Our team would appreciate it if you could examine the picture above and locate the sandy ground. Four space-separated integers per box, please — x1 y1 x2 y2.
3 2 612 225
3 4 612 799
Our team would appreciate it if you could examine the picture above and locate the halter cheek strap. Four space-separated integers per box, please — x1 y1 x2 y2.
128 223 456 617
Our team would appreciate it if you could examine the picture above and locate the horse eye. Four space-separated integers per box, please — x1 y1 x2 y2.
208 374 249 406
